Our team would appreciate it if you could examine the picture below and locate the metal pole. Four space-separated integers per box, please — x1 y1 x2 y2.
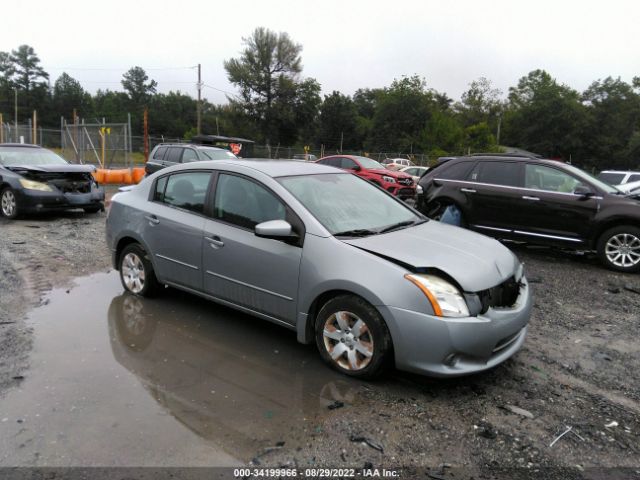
0 113 3 143
197 63 202 135
33 110 37 145
127 113 132 167
143 107 149 162
14 88 18 128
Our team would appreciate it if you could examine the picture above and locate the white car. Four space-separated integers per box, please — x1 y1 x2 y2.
382 158 415 171
616 179 640 194
597 170 640 186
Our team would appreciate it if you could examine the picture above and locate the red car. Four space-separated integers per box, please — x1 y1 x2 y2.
316 155 416 201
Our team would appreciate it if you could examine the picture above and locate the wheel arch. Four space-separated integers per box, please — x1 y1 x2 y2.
298 286 387 345
114 234 156 272
590 218 640 249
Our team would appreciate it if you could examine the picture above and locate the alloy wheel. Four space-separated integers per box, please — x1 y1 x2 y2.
605 233 640 268
322 311 374 371
1 190 16 217
121 252 146 294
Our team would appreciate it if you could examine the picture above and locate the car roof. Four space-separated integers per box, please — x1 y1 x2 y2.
176 159 341 177
0 143 43 149
442 155 564 167
153 143 226 151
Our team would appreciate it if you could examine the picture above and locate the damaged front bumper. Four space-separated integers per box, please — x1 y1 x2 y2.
16 184 105 212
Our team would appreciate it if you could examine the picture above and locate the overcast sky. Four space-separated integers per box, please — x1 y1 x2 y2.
1 0 639 104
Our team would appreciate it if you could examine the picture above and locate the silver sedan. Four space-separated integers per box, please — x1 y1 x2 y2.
106 160 531 378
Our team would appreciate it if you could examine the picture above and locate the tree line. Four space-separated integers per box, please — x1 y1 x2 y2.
1 32 640 169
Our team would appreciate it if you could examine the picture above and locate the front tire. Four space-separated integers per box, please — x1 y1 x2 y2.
119 243 160 297
597 226 640 273
315 295 392 379
0 187 19 219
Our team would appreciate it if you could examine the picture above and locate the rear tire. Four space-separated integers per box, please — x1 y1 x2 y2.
315 295 392 379
0 186 19 219
118 243 160 297
596 225 640 273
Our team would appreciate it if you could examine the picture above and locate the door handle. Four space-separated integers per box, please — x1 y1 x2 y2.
522 195 540 201
204 236 225 248
144 215 160 225
460 188 476 193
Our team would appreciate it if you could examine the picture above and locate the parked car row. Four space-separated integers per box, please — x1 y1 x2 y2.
417 154 640 272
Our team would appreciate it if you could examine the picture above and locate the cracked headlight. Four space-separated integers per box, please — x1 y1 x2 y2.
19 179 53 192
405 274 470 317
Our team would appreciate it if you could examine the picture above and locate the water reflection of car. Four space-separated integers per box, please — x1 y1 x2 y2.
107 292 359 461
106 159 531 378
0 143 105 219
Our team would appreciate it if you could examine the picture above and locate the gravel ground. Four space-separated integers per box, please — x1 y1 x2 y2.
0 211 639 477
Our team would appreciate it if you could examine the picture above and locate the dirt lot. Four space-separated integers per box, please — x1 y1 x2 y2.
1 211 639 477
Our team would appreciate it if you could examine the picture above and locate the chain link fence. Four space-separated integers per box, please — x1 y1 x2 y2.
1 123 439 167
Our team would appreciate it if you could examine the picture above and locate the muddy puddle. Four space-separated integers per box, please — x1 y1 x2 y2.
0 272 369 466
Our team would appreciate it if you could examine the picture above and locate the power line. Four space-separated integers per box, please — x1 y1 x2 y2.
46 66 197 71
202 83 239 98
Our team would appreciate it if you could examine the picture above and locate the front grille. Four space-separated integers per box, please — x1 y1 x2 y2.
478 276 521 313
397 188 415 196
398 178 413 186
49 178 92 194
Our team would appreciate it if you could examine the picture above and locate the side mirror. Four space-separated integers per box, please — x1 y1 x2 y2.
255 220 296 240
573 185 593 197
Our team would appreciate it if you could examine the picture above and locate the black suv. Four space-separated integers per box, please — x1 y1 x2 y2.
418 154 640 272
145 144 237 176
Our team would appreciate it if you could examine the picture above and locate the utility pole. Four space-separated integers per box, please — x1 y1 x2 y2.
339 131 344 153
496 113 502 146
197 63 202 135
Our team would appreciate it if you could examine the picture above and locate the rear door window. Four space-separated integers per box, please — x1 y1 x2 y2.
341 157 358 169
471 161 523 187
437 161 475 181
153 146 167 160
165 147 183 164
161 171 212 214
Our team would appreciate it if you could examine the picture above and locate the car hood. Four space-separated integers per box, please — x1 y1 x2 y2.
368 168 412 179
5 164 96 174
342 221 519 292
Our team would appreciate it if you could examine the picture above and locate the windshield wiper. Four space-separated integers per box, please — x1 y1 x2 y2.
333 228 379 237
378 219 424 234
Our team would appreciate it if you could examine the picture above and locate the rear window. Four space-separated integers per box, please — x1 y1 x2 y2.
597 172 625 185
471 161 522 187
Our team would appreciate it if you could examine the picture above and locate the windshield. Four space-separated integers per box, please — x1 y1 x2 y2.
199 148 237 160
278 173 422 235
353 156 386 170
0 147 69 166
564 165 621 194
597 172 625 185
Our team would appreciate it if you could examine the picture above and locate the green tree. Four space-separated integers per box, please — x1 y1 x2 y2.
502 70 587 159
456 77 504 131
582 76 640 168
10 45 48 93
121 66 158 106
318 91 359 150
369 76 435 152
52 72 93 119
224 27 303 143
